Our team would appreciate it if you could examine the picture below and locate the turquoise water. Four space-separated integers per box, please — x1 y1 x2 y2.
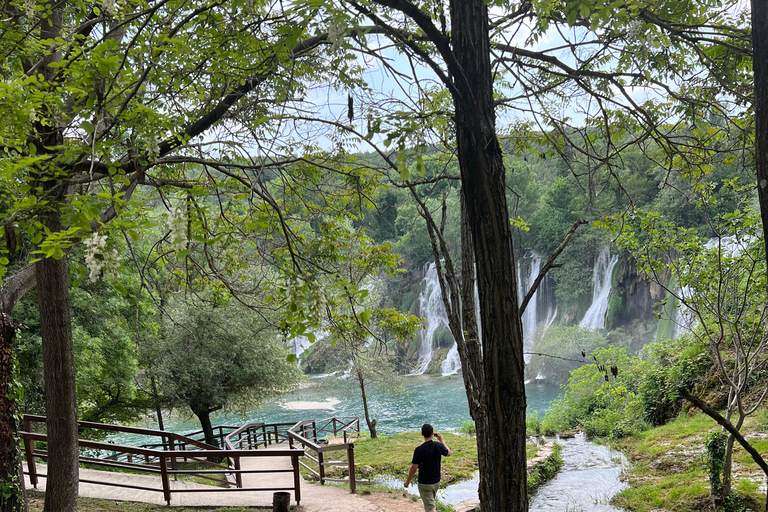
115 375 560 444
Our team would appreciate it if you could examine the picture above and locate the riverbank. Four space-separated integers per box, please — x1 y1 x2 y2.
610 411 768 512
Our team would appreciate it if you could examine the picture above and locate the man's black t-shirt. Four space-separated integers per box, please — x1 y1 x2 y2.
411 440 449 485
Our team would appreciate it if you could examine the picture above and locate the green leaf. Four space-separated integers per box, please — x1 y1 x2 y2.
398 161 409 181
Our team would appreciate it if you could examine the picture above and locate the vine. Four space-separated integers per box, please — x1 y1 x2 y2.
705 431 727 499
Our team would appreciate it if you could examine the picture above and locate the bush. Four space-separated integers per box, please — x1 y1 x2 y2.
458 420 476 437
638 335 710 426
541 346 649 438
526 414 543 436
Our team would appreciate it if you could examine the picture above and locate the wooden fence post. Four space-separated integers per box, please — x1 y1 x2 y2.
318 451 325 485
22 417 37 488
292 453 301 505
347 444 356 494
234 456 243 489
159 454 171 505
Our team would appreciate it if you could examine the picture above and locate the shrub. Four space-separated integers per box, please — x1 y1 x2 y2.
458 420 476 437
541 346 649 438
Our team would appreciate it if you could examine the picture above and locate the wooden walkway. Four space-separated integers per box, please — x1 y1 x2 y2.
24 446 379 511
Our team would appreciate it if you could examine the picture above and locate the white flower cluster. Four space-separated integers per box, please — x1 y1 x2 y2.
326 17 345 51
146 136 162 162
103 0 117 15
308 284 326 320
626 20 643 40
166 206 187 247
84 233 119 282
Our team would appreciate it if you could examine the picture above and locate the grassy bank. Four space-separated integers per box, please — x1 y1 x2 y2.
353 432 478 485
352 431 561 497
612 411 768 512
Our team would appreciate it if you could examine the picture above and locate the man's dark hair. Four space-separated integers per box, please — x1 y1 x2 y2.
421 423 434 438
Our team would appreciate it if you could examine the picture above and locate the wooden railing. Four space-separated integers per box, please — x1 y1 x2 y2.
21 415 304 505
286 418 360 493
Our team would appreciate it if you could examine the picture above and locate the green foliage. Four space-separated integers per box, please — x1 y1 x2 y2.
526 414 542 436
526 326 610 386
457 420 476 436
705 431 727 498
541 346 650 438
638 336 710 426
146 298 301 419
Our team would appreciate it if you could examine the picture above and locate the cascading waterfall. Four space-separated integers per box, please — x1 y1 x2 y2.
518 254 542 361
440 344 461 375
419 254 558 376
579 246 619 330
413 263 451 375
671 285 694 339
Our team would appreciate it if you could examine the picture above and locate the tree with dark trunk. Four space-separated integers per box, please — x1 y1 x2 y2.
753 0 768 272
356 368 377 439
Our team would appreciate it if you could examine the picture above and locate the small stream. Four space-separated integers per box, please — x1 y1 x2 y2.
377 433 628 511
530 434 627 512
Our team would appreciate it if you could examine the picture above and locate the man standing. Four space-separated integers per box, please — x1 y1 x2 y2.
404 423 452 512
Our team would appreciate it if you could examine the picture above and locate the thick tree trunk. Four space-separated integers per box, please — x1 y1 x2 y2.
356 369 377 439
38 213 79 512
0 314 24 512
450 1 528 510
753 0 768 277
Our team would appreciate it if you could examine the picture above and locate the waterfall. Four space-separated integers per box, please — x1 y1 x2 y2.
419 254 558 375
579 246 619 330
413 263 452 375
671 286 694 339
289 335 313 363
518 253 543 361
440 344 461 375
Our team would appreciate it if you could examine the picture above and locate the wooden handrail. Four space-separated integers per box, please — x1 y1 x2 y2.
22 414 358 504
21 423 305 506
23 415 219 451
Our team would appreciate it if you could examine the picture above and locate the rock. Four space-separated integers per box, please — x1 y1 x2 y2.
359 465 374 477
454 498 480 512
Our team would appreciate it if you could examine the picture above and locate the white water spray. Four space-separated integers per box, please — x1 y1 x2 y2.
413 263 451 375
579 246 619 330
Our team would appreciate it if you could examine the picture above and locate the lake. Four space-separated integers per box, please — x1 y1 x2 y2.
118 375 561 443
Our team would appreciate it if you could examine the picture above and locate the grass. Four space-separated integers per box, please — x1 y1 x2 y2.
527 444 563 496
612 411 768 512
27 492 281 512
352 432 478 484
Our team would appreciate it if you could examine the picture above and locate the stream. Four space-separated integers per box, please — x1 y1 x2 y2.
530 434 627 512
378 433 627 511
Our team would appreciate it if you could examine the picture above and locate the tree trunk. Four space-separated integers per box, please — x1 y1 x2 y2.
37 214 79 512
151 376 165 431
191 406 218 447
450 1 528 510
752 0 768 278
356 369 377 439
0 314 24 512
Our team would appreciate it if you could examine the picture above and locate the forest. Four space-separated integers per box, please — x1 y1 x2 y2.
0 0 767 511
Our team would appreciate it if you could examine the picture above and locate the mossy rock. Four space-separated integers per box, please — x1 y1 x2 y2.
433 327 455 348
426 347 450 374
